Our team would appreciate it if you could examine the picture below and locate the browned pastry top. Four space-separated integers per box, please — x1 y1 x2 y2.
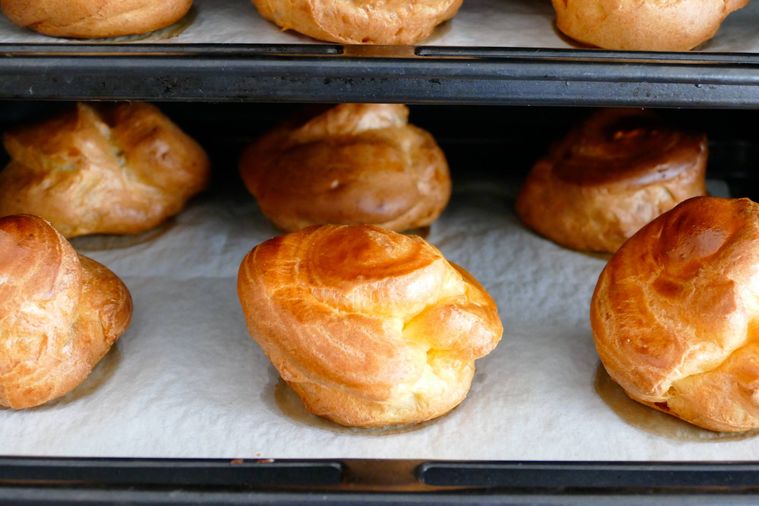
0 215 132 409
591 197 759 432
552 0 750 51
0 0 192 39
0 102 210 238
237 224 503 427
251 0 463 45
240 103 451 232
516 109 707 253
549 109 705 188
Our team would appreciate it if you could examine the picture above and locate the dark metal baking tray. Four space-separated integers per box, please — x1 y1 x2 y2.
9 45 759 506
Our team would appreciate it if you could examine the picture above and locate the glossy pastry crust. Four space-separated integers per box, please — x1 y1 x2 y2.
0 0 192 39
237 224 503 427
591 197 759 432
240 104 451 232
0 102 210 238
516 109 707 253
552 0 749 51
0 215 132 409
251 0 462 45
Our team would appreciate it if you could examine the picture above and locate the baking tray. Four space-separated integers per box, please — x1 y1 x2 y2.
0 0 758 106
2 105 759 504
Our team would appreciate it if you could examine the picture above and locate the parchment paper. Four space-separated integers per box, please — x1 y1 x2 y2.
0 0 757 53
0 177 755 461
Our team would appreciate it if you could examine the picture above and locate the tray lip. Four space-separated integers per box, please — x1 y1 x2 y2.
0 41 759 58
2 42 759 63
0 43 759 106
3 457 759 496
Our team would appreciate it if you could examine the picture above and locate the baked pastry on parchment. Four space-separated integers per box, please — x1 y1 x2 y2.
0 214 132 409
0 0 193 39
240 103 450 232
251 0 463 44
552 0 750 51
0 102 210 238
238 224 503 427
592 196 759 432
516 109 707 253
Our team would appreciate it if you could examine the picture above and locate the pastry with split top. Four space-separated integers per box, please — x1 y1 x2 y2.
0 102 210 238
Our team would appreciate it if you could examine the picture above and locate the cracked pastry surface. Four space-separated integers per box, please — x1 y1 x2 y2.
237 224 503 427
591 197 759 432
251 0 462 45
0 0 193 39
0 102 210 238
240 103 451 232
516 109 707 253
0 215 132 409
552 0 750 51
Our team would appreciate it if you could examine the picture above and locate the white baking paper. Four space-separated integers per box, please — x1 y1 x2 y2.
0 0 757 53
0 176 756 461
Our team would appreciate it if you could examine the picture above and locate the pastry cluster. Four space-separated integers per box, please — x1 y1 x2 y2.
0 0 193 39
251 0 463 45
515 108 759 432
0 0 462 43
0 101 208 408
0 102 503 427
0 0 748 51
3 100 758 436
234 103 500 427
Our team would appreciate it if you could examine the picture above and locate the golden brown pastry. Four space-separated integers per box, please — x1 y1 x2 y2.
0 0 192 39
238 224 503 427
516 109 707 253
592 197 759 432
251 0 462 45
552 0 749 51
240 104 451 232
0 102 210 238
0 214 132 409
